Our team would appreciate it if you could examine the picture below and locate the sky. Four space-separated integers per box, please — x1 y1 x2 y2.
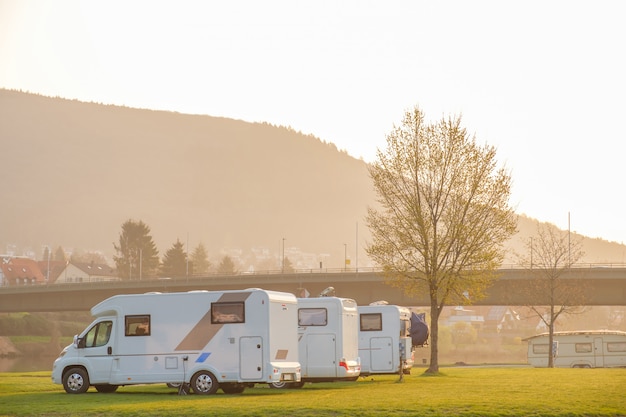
1 0 625 244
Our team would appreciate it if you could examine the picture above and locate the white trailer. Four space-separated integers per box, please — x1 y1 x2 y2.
271 296 361 388
52 289 301 394
358 304 414 376
524 330 626 368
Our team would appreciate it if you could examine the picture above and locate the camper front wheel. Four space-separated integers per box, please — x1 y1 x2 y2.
63 367 89 394
191 371 219 395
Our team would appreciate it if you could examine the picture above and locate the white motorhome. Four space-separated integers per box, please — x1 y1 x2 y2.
52 289 301 394
358 304 414 376
524 330 626 368
271 296 361 388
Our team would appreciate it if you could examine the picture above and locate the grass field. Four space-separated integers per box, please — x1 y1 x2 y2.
1 367 625 417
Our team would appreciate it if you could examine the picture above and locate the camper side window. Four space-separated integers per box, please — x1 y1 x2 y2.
211 302 245 324
607 342 626 352
532 344 550 354
575 343 592 353
125 315 151 336
298 308 327 326
360 313 383 331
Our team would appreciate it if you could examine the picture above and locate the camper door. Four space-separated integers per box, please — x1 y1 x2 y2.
78 320 114 383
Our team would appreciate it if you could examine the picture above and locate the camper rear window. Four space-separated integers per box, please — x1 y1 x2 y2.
607 342 626 352
298 308 327 326
360 313 383 331
211 302 245 324
125 315 151 336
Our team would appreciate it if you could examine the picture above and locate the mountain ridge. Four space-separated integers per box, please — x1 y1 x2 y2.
1 89 624 268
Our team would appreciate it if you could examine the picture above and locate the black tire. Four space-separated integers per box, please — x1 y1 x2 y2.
292 381 305 389
221 383 245 394
94 384 118 393
63 367 90 394
191 371 219 395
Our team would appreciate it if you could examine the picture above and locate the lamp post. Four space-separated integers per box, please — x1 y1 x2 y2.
344 243 347 272
45 245 50 284
139 248 143 280
282 238 285 274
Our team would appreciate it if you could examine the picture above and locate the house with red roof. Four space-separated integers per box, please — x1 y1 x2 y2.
0 256 46 285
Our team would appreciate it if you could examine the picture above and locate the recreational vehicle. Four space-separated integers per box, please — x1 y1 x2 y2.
271 295 361 388
52 289 301 394
357 304 414 375
524 330 626 368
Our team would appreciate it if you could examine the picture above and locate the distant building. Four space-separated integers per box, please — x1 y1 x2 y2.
54 261 119 283
0 256 46 285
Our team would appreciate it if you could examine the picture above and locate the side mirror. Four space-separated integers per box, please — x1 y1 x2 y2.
74 335 85 349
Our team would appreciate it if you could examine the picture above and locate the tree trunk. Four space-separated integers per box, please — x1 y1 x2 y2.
426 302 441 374
548 305 555 368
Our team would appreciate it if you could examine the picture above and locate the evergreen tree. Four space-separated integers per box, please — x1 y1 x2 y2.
41 246 50 262
53 246 67 262
113 219 160 279
190 243 211 275
217 255 237 274
161 239 188 277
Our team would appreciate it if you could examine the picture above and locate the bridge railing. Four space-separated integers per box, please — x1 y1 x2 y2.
2 263 626 292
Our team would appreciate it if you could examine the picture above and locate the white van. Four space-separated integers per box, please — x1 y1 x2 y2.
271 296 361 388
52 289 301 394
524 330 626 368
358 304 414 375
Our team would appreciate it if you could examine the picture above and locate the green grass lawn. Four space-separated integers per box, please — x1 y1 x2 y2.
0 367 625 417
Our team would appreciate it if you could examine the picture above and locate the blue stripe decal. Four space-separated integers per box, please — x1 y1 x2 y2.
196 352 211 363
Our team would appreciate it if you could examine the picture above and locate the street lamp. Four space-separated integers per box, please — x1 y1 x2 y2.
344 244 347 272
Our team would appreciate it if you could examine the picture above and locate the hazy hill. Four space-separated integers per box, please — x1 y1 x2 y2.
1 89 624 268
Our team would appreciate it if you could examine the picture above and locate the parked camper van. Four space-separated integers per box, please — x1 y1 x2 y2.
271 296 361 388
525 330 626 368
52 289 301 394
358 304 414 375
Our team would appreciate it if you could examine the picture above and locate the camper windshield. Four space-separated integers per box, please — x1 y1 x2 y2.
82 321 112 348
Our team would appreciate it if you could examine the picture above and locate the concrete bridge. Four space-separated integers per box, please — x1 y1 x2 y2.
1 266 624 313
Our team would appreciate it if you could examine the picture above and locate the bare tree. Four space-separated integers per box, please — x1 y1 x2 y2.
366 107 517 374
517 223 586 367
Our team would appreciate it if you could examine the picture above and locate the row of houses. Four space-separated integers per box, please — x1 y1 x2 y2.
0 255 118 286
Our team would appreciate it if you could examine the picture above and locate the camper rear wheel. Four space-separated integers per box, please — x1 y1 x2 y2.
63 367 90 394
269 381 290 389
94 384 119 393
191 371 219 395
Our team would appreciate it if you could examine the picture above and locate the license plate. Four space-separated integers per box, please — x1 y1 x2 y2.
282 374 293 381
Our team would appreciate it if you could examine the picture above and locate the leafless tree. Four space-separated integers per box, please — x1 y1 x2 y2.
517 223 586 367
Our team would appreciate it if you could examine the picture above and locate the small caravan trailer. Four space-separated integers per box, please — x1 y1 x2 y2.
271 295 361 388
52 289 301 394
524 330 626 368
358 304 415 375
